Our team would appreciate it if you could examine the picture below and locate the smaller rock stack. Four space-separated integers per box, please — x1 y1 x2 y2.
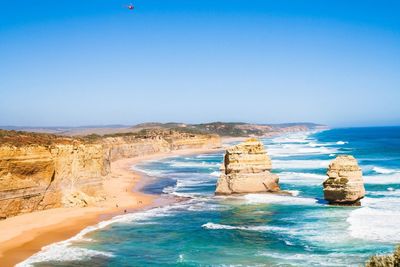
215 138 280 195
323 155 365 205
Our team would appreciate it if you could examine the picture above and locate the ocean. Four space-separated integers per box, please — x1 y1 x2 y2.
18 127 400 267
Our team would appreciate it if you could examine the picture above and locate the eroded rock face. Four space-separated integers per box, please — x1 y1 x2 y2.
0 143 108 218
215 138 280 195
323 155 365 205
101 133 220 162
366 245 400 267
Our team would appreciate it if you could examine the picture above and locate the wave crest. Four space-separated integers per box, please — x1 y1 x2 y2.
202 222 285 232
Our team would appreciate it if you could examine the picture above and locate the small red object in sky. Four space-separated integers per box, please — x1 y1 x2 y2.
127 3 134 10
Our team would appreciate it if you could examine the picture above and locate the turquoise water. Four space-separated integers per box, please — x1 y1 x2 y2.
19 127 400 266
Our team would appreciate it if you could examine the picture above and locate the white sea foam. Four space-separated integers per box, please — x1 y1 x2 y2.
187 202 225 211
369 189 400 197
166 160 220 168
273 159 330 170
279 172 326 183
210 171 220 177
131 166 166 177
17 246 114 267
372 166 399 174
347 205 400 243
272 132 313 144
287 190 300 196
363 173 400 184
272 130 326 142
283 240 295 246
177 254 184 263
361 196 400 206
169 191 201 198
258 251 368 266
267 131 342 160
202 222 285 232
162 185 177 194
161 174 215 195
336 141 348 145
272 137 310 143
196 154 223 159
176 178 212 187
308 142 324 147
240 193 318 205
267 144 337 158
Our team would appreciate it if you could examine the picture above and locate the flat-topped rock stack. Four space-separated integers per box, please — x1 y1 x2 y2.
215 138 280 195
323 155 365 206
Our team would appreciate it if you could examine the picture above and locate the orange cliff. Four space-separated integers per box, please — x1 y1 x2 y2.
0 130 221 219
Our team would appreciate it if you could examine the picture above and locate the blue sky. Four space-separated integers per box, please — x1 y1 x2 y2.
1 0 399 127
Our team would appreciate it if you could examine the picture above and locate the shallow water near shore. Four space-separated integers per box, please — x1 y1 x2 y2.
18 127 400 266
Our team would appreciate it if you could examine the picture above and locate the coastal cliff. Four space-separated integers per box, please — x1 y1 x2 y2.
215 138 280 195
102 130 219 161
0 142 107 218
0 130 220 219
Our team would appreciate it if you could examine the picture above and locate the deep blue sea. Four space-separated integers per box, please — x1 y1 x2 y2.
19 127 400 267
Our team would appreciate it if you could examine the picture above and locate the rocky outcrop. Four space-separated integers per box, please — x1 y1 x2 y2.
215 138 280 195
323 155 365 205
366 245 400 267
0 130 221 219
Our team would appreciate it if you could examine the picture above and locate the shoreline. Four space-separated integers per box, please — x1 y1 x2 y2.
0 147 223 267
0 132 299 266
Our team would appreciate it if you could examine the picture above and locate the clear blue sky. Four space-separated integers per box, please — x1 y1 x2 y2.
1 0 399 127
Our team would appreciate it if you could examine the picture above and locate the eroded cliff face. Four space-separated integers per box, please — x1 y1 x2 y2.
0 131 221 219
0 143 108 218
215 138 280 195
101 132 219 162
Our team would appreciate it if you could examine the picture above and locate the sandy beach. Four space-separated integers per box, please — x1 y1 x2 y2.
0 147 222 267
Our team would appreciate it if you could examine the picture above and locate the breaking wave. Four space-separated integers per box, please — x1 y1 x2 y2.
372 167 399 174
202 222 285 232
279 172 326 184
240 193 319 205
336 141 348 145
166 160 220 168
267 144 337 158
363 173 400 184
347 203 400 243
210 171 220 177
273 159 330 170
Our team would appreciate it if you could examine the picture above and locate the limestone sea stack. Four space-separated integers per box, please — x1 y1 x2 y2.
215 138 280 195
323 155 365 205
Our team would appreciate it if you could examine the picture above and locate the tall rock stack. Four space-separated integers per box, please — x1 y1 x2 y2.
215 138 280 195
323 155 365 205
